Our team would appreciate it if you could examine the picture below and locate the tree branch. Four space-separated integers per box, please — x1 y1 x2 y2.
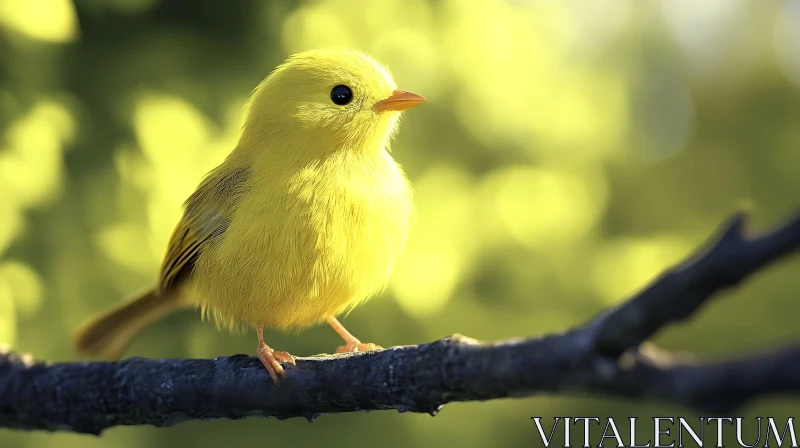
1 209 799 435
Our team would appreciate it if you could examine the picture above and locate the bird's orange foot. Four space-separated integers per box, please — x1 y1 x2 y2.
257 345 296 385
335 341 384 353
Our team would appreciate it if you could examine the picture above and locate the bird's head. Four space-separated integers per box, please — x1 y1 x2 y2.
240 48 425 161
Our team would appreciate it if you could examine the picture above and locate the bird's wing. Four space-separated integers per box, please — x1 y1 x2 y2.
157 166 249 293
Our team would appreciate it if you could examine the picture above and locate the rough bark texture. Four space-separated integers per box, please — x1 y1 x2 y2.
1 210 798 435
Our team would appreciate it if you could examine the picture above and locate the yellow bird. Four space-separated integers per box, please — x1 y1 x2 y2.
73 48 424 384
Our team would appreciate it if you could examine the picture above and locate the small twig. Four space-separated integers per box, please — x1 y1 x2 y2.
0 209 798 435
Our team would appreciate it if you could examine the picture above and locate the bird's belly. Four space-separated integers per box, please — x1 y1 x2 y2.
190 177 411 331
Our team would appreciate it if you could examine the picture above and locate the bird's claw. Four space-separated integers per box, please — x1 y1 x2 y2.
257 346 295 385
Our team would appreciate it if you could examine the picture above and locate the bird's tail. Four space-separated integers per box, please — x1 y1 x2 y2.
73 287 189 360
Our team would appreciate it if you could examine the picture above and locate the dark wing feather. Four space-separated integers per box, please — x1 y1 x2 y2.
157 166 249 293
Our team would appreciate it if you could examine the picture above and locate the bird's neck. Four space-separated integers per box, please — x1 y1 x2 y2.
237 116 399 174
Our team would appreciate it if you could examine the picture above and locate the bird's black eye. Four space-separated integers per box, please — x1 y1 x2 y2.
330 85 353 106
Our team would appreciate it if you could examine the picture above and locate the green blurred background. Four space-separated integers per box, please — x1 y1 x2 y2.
1 0 799 447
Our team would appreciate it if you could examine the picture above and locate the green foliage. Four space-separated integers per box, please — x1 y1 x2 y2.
1 0 799 446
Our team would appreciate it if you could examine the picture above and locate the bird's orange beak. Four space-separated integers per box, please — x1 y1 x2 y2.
373 90 426 113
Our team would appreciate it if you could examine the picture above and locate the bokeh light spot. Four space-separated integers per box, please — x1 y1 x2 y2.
391 166 477 317
0 261 43 317
0 101 75 208
96 223 159 273
0 0 78 43
591 235 693 305
488 165 607 251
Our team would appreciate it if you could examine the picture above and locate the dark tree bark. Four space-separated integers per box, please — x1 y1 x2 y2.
1 210 798 435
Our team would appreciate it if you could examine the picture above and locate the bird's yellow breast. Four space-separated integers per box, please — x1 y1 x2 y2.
190 150 413 331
